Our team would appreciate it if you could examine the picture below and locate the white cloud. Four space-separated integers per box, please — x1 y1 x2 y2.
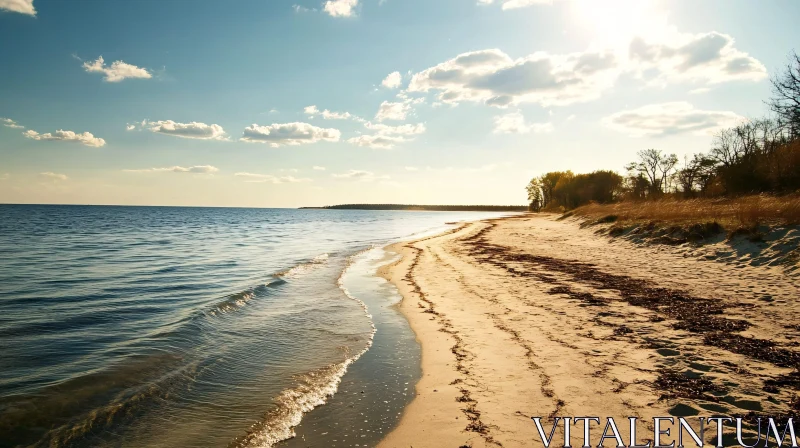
407 30 765 111
478 0 551 10
304 105 358 121
24 129 106 147
349 122 426 149
323 0 358 17
374 94 426 122
491 114 526 133
235 172 311 184
1 118 24 129
347 134 408 150
405 166 418 171
124 165 220 174
332 169 389 182
139 120 227 140
39 172 68 181
375 100 412 121
409 48 619 108
604 102 744 137
312 166 326 171
292 4 316 13
126 124 136 131
364 122 426 135
493 112 553 134
629 31 767 85
382 71 403 89
82 56 152 83
240 122 341 147
0 0 35 15
333 169 370 178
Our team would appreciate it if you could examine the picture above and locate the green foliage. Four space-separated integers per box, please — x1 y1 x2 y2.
525 170 623 210
526 178 544 211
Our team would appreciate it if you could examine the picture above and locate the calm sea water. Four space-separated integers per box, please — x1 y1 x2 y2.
0 205 510 448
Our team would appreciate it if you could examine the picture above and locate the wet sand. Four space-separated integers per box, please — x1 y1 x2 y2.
377 214 800 447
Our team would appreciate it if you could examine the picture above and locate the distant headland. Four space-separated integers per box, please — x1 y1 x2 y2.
299 204 528 212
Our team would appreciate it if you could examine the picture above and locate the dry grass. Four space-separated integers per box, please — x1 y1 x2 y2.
571 194 800 228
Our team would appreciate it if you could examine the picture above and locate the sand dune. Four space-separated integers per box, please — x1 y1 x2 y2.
378 214 800 448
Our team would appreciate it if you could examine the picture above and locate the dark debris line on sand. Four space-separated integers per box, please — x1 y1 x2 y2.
401 242 503 447
458 221 800 416
460 223 800 369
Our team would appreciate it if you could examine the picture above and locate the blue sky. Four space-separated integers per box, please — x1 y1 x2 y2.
0 0 797 207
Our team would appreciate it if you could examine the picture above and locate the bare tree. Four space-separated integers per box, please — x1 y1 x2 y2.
710 126 748 166
676 154 718 197
627 149 661 195
676 155 699 198
769 50 800 137
626 149 678 196
659 153 679 193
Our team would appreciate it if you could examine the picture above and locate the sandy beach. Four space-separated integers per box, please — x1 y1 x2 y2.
377 214 800 448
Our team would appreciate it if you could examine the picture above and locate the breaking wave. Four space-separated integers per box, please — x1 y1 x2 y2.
206 252 331 318
275 253 329 278
228 248 377 448
207 277 286 317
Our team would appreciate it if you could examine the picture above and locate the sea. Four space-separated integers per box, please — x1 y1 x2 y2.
0 205 511 448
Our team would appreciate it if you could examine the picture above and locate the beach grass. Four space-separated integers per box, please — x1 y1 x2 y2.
570 194 800 228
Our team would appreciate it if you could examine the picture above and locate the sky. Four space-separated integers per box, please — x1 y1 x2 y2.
0 0 798 207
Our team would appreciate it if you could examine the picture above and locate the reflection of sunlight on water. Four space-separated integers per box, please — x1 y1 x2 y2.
0 206 512 448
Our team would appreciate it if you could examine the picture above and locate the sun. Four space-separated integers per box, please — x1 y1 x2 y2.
571 0 667 47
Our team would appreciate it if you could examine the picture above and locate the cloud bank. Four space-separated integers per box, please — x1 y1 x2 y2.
629 31 767 85
407 33 765 110
408 48 619 108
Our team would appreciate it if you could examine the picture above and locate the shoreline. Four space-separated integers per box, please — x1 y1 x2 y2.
278 245 422 448
375 214 800 447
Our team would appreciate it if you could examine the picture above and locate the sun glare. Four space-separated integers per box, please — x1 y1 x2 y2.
571 0 667 47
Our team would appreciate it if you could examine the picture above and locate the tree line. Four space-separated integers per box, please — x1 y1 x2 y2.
303 204 529 211
527 51 800 211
